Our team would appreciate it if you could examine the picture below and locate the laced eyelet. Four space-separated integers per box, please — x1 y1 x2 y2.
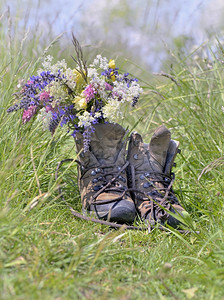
93 185 103 191
118 175 126 183
117 183 124 188
133 154 138 160
143 181 152 189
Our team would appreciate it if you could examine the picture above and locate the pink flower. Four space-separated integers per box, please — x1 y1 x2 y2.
112 91 119 98
83 84 96 102
39 91 50 102
22 105 37 124
45 104 53 113
104 82 113 91
27 80 34 85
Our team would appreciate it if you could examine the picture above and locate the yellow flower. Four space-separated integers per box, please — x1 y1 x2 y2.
110 71 116 81
73 69 86 87
108 59 116 69
73 95 87 110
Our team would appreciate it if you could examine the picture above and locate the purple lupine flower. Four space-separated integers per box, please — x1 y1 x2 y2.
121 73 138 87
82 126 95 152
71 129 79 138
49 111 61 134
58 108 65 117
53 104 77 128
8 71 59 113
52 111 59 120
89 112 100 125
131 96 139 107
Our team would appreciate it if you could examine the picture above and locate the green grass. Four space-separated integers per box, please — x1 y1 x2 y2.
1 7 224 300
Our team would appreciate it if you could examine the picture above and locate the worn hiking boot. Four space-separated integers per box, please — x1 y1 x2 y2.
75 123 137 223
127 125 187 229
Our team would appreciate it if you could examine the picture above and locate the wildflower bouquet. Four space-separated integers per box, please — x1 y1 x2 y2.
7 36 143 151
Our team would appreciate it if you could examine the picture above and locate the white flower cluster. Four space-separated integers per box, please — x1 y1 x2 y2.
102 98 123 123
38 55 68 76
48 80 68 103
127 81 143 100
112 81 143 103
64 68 77 90
90 54 109 69
38 56 80 96
78 111 101 128
87 67 98 78
112 81 129 103
90 76 108 99
37 108 52 130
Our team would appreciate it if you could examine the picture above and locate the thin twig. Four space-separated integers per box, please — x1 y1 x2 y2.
68 205 145 230
153 72 181 86
198 156 224 181
147 89 165 99
157 276 180 300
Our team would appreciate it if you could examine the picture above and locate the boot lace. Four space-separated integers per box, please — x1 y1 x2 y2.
81 160 130 205
128 164 180 231
55 158 196 235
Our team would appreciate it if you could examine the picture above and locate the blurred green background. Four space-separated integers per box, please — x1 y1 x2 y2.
2 0 224 70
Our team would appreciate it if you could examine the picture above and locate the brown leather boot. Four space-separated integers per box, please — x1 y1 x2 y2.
75 123 136 223
127 125 187 229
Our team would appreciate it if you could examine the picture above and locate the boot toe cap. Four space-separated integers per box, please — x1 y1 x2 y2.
88 198 137 223
144 205 189 228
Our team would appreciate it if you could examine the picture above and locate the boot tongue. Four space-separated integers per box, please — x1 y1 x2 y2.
149 125 171 171
90 123 127 164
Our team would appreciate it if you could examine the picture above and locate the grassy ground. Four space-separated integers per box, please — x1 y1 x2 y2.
1 8 224 300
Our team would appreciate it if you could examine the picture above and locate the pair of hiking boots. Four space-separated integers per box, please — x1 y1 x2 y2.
75 123 187 229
